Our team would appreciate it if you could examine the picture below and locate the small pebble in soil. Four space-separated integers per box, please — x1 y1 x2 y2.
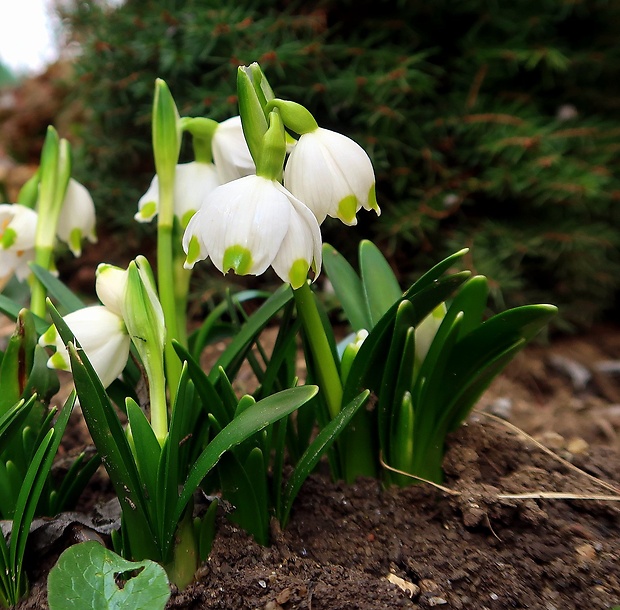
575 542 597 562
567 437 589 455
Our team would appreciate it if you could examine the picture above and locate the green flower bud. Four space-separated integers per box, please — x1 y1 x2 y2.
256 109 287 181
237 64 269 167
266 99 318 135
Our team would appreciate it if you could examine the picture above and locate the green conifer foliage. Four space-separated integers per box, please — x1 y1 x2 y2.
62 0 620 326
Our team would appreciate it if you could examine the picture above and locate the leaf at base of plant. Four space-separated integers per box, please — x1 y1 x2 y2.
47 541 170 610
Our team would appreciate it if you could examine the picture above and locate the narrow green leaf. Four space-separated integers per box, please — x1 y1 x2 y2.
343 271 470 404
388 327 416 459
210 284 293 383
48 302 159 558
30 264 86 313
280 390 369 527
126 399 161 507
218 450 268 545
322 243 371 331
168 386 318 550
47 541 170 610
378 301 415 455
0 295 49 335
391 392 415 483
0 397 36 447
189 289 269 359
10 394 75 590
359 239 402 327
173 341 229 427
196 499 218 562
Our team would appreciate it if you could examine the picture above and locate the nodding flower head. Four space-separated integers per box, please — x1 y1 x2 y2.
182 174 322 290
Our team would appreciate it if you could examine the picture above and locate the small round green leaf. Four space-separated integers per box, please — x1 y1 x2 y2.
48 542 170 610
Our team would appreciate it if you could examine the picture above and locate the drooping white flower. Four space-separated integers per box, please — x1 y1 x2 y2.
135 161 221 228
0 203 38 288
40 261 131 388
183 174 321 289
284 128 380 226
211 116 256 183
39 305 130 388
57 179 97 257
95 262 128 316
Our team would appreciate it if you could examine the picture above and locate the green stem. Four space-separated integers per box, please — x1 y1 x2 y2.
30 246 54 318
149 358 169 445
293 281 342 419
157 216 182 402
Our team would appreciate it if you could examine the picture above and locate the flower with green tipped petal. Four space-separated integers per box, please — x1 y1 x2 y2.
39 305 130 388
182 174 321 289
0 203 38 288
211 116 256 183
57 179 97 257
135 161 221 228
39 261 131 388
284 128 380 226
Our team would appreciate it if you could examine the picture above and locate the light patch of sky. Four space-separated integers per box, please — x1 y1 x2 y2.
0 0 60 75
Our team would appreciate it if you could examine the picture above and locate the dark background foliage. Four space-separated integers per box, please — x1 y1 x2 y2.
49 0 620 327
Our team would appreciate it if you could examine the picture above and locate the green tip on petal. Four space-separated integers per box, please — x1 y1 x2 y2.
180 209 196 230
138 201 157 221
337 195 358 225
69 227 82 256
185 235 201 268
223 245 253 275
368 183 380 214
288 259 309 289
0 227 16 249
40 325 58 345
49 350 70 371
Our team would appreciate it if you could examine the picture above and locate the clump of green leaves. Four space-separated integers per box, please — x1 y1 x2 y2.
322 241 556 484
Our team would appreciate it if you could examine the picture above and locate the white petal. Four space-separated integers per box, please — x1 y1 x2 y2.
0 203 38 251
284 128 376 225
271 184 322 287
46 306 130 388
136 162 221 226
174 162 220 226
57 179 97 256
199 175 290 276
182 207 210 269
95 263 128 316
135 174 159 223
212 116 256 183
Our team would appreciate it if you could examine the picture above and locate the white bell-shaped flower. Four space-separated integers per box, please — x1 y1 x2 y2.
135 161 221 228
183 174 321 289
39 305 130 388
0 203 38 287
95 262 128 316
284 128 380 226
211 116 256 183
57 179 97 257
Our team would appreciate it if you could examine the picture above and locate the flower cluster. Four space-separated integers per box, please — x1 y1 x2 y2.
136 67 380 291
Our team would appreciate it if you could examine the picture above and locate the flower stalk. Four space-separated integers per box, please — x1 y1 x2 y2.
152 79 183 397
293 281 342 419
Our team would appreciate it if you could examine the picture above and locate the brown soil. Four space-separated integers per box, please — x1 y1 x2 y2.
19 421 620 610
